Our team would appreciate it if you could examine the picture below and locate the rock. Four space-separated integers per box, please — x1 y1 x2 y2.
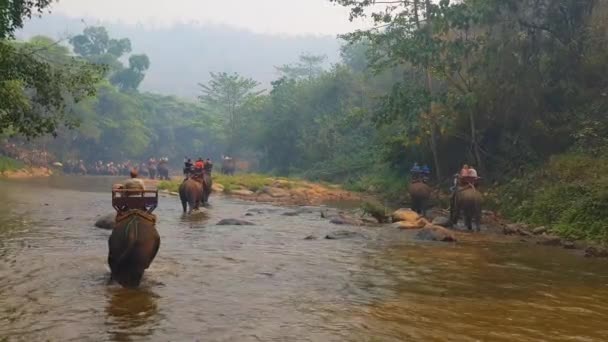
212 183 225 193
532 226 548 235
245 213 254 217
502 224 532 236
282 211 300 217
259 186 291 198
325 230 366 240
304 235 318 240
94 213 116 230
230 189 255 196
391 208 420 223
329 215 362 226
169 191 179 196
216 219 255 226
561 240 576 249
584 246 608 258
415 225 457 242
393 218 429 230
432 216 450 227
536 235 561 246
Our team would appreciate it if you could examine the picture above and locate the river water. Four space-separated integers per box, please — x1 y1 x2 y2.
0 176 607 341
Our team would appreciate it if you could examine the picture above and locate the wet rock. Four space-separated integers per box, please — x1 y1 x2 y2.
245 213 254 217
536 235 562 246
391 208 420 223
304 235 318 240
503 224 532 236
282 211 300 217
230 189 254 196
532 226 548 235
212 183 225 193
216 219 255 226
94 213 116 230
561 240 576 249
329 215 363 226
259 186 291 198
393 218 429 230
415 225 457 242
325 230 366 240
169 191 179 196
432 216 450 227
584 246 608 258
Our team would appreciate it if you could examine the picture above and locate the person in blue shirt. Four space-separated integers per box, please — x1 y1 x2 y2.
421 164 430 175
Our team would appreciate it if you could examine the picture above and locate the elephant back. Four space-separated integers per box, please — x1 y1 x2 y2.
408 181 431 197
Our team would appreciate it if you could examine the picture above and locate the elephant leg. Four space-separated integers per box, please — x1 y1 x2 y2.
474 204 482 232
181 200 187 213
464 211 473 231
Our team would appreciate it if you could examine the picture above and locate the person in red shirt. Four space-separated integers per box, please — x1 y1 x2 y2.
193 157 204 174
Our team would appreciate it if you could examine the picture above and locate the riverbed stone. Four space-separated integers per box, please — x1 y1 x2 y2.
94 213 116 230
230 189 255 196
282 211 300 216
212 183 225 193
431 216 450 227
584 246 608 258
216 218 255 226
259 186 291 198
391 208 420 223
532 226 548 235
415 225 457 242
325 230 366 240
536 235 562 246
329 215 363 226
393 218 429 230
561 240 576 249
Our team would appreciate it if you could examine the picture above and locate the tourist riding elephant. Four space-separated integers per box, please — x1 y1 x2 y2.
449 186 482 231
178 178 203 214
157 164 170 180
408 181 432 217
108 213 160 288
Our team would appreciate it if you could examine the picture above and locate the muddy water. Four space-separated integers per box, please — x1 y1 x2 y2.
0 176 607 342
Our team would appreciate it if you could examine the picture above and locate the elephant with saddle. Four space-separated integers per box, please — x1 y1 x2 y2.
449 179 482 231
179 172 212 213
408 180 432 217
108 186 160 288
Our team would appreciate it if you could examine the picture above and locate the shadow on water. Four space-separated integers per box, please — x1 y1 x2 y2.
104 287 161 342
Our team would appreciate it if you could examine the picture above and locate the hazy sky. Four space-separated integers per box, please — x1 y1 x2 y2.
49 0 371 35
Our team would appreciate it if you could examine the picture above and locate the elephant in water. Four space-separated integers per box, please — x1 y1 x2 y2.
179 178 203 214
449 186 482 231
108 212 160 288
157 164 170 180
221 158 236 175
200 172 212 206
408 181 432 217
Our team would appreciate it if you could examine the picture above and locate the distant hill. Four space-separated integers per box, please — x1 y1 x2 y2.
17 15 342 98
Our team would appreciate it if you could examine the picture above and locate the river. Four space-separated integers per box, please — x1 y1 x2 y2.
0 176 607 341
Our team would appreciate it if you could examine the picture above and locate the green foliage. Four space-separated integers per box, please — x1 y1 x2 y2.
0 0 53 38
0 156 23 172
497 154 608 243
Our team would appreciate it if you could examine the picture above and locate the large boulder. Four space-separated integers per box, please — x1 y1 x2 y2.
95 213 116 230
212 183 225 193
259 186 291 198
230 189 254 196
432 216 450 227
216 218 255 226
415 225 457 242
393 217 430 230
391 208 420 223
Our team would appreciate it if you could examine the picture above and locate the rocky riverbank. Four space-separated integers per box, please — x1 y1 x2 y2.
1 167 53 179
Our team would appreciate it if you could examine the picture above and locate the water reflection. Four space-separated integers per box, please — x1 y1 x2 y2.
105 287 160 342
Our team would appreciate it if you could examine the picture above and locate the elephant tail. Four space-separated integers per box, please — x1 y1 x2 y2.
116 216 139 266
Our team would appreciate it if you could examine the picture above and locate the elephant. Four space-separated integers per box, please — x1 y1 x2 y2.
408 181 432 217
221 159 236 175
157 164 170 180
178 178 203 214
449 186 482 231
147 166 156 180
200 172 212 205
107 212 160 288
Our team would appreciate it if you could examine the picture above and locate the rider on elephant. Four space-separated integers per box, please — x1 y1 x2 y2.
194 158 204 174
410 162 424 182
183 157 193 179
204 158 213 174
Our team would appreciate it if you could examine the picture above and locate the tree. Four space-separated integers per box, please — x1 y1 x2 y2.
0 0 54 39
276 53 327 80
70 26 149 92
198 72 264 154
